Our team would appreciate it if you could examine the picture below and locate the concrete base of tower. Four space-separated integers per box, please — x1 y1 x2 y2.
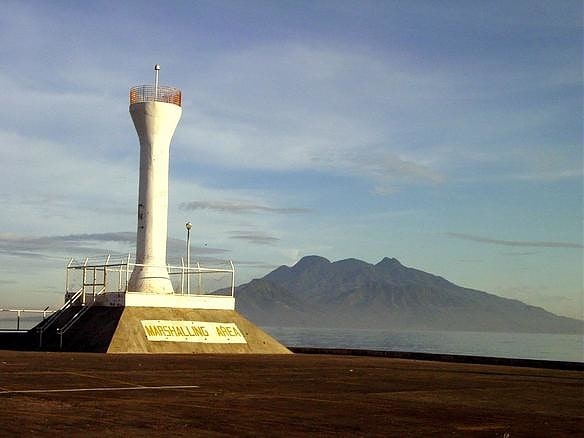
0 306 290 354
127 265 175 294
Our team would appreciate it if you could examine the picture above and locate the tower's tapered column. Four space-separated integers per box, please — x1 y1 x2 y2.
127 79 182 293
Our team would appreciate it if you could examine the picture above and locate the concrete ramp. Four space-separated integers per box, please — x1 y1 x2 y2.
37 306 290 354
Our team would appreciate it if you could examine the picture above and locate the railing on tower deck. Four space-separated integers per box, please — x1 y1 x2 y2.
129 85 181 107
65 254 235 299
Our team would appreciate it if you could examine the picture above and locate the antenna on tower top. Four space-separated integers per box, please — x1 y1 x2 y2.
129 65 181 106
154 64 160 98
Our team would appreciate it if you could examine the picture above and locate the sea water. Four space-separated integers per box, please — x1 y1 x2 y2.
3 317 582 362
264 326 584 363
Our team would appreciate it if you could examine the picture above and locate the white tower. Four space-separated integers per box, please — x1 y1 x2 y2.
127 65 182 293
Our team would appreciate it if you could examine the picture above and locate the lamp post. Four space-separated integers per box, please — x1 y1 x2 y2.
186 221 192 294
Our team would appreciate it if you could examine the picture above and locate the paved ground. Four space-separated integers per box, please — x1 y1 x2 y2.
0 350 582 437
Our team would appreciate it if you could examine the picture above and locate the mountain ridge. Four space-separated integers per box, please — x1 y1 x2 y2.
235 255 582 334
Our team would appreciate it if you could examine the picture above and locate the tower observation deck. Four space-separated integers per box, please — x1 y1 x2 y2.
129 85 182 107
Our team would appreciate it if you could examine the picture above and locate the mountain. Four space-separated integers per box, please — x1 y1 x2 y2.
235 256 582 333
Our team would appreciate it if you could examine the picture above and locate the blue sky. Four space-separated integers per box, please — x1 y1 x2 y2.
0 1 581 319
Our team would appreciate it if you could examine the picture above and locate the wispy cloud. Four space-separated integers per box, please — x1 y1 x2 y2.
174 42 458 195
179 200 311 215
229 231 280 245
447 232 583 249
424 143 583 185
0 232 233 266
57 233 135 243
0 232 135 259
508 169 583 182
355 150 445 184
315 149 445 195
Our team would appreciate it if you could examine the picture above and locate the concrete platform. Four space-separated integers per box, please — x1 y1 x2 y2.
0 350 581 436
0 306 290 354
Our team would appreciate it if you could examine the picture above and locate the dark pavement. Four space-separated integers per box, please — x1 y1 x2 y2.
0 350 582 436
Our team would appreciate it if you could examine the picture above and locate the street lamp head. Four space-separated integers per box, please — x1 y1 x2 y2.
186 222 192 231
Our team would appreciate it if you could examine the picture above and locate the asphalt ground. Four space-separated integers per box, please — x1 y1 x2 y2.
0 350 582 437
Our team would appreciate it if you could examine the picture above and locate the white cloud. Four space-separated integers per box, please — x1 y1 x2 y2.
315 148 445 193
171 43 458 193
447 232 583 249
174 40 581 194
229 231 280 245
0 129 136 235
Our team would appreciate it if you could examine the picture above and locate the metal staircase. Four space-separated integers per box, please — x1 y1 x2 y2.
37 289 84 348
38 260 109 349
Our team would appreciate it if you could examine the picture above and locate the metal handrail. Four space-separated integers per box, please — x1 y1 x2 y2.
0 309 54 331
129 85 181 107
38 288 84 347
56 288 106 349
66 255 236 297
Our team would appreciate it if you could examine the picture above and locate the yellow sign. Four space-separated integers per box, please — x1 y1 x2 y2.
141 320 247 344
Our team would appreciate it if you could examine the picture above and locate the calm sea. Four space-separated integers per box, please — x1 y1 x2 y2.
2 317 581 362
263 326 584 363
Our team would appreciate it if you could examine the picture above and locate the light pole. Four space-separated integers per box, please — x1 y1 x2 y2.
186 221 192 294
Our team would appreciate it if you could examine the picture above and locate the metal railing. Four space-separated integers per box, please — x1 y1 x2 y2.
129 85 181 106
37 288 85 348
65 254 122 303
56 289 106 349
0 308 54 332
65 254 235 298
32 255 236 349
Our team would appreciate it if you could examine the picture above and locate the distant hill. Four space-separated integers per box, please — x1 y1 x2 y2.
235 256 582 334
